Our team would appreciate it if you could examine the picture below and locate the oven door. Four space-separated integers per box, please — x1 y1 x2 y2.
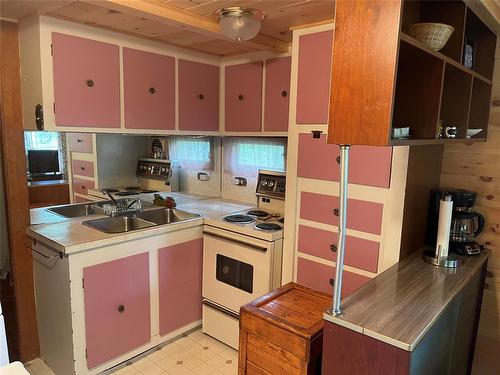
202 226 275 313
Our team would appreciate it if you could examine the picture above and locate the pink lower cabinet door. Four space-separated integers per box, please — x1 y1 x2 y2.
52 33 120 128
300 192 384 235
123 48 175 130
296 31 333 124
158 238 203 335
178 60 219 131
296 257 370 297
83 253 151 368
298 225 379 273
225 62 263 132
264 57 291 131
297 134 393 188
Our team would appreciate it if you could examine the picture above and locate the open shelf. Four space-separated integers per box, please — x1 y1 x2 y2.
401 0 466 62
439 63 473 139
464 7 497 80
468 77 492 139
392 41 444 141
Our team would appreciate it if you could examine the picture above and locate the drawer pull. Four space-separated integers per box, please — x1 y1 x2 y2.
77 138 83 143
329 278 335 286
86 79 94 88
80 166 85 171
238 94 244 101
118 304 125 313
198 94 204 100
149 87 156 94
281 90 287 97
81 185 86 190
330 244 337 252
333 208 339 216
311 130 323 139
336 156 341 164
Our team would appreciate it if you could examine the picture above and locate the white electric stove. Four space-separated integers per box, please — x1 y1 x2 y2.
202 170 286 349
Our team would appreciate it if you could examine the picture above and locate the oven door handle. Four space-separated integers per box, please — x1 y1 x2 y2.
202 299 239 320
202 231 268 253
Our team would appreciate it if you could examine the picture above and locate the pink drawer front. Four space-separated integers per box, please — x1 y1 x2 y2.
296 257 370 297
72 160 94 178
72 178 95 196
74 194 90 203
297 225 379 273
297 134 392 188
300 192 383 235
67 133 93 153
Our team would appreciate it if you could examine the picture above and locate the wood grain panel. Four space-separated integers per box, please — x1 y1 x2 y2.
327 0 402 146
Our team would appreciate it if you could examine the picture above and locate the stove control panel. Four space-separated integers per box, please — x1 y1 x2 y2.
256 170 286 200
137 159 172 180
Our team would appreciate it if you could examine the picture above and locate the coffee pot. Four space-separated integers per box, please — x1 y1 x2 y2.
450 210 485 244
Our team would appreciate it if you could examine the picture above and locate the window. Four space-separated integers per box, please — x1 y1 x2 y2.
224 137 286 176
168 136 214 170
24 131 66 177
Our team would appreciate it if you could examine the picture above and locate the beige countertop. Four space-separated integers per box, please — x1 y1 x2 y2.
324 251 489 351
27 193 253 254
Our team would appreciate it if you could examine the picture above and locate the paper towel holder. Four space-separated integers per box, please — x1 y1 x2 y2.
422 248 464 268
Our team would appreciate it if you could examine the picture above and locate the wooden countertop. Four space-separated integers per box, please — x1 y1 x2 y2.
324 250 488 351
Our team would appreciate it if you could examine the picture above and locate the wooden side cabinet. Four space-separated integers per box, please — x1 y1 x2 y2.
238 282 331 374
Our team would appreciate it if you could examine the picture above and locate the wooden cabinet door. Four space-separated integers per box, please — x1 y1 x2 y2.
297 134 393 188
264 56 291 132
296 31 333 124
158 238 202 336
123 48 175 130
179 60 219 131
52 33 120 128
225 62 263 132
83 253 150 368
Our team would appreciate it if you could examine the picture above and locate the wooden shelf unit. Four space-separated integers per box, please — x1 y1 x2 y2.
327 0 496 147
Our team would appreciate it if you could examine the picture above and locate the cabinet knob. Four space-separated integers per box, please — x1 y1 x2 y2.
198 94 204 100
80 166 85 171
329 278 335 286
81 185 86 190
86 79 94 88
281 90 287 97
333 208 339 216
77 138 83 143
336 156 341 164
149 87 156 94
310 130 323 139
238 94 244 101
330 244 337 252
118 304 125 313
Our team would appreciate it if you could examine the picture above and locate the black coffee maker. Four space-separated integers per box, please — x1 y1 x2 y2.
426 189 485 255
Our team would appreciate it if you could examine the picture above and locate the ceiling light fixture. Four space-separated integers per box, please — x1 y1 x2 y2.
214 7 266 42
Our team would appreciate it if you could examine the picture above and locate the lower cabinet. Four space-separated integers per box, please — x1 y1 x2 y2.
83 253 151 368
158 238 203 336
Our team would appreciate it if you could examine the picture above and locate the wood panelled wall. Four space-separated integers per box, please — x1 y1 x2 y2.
440 38 500 374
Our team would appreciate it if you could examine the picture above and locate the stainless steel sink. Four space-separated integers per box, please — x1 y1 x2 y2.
47 203 104 218
137 208 201 225
82 216 156 234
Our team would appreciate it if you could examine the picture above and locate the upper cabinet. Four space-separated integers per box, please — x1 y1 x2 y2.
264 56 292 132
123 48 175 130
327 0 497 146
296 31 333 124
52 33 120 128
178 60 219 132
225 61 263 132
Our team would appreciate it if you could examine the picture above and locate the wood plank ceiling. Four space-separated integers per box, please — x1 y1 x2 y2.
0 0 335 56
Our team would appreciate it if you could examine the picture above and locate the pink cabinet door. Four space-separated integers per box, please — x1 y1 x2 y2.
264 57 291 131
72 160 94 178
296 257 370 297
297 134 393 188
225 62 263 132
67 133 93 153
179 60 219 131
52 33 120 128
300 192 384 235
296 31 333 124
83 253 151 368
123 48 175 130
298 225 379 273
158 238 203 336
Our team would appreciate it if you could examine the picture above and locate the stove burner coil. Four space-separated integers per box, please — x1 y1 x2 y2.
247 210 268 217
224 214 255 223
256 223 282 231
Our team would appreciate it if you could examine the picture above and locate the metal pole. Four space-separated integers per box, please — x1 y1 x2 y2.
331 144 350 317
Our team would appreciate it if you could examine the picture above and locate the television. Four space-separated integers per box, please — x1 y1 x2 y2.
27 150 60 174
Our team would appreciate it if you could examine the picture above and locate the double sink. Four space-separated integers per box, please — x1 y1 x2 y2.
47 200 201 234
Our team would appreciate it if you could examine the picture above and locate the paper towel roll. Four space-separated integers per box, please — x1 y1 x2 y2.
436 195 453 257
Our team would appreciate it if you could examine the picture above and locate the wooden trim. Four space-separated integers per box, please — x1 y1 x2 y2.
83 0 290 53
0 20 40 361
289 19 334 31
